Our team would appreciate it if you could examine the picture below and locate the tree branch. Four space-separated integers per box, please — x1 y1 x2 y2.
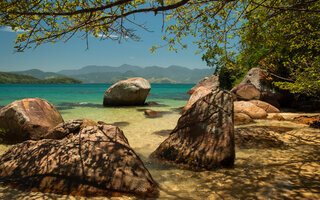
6 0 191 17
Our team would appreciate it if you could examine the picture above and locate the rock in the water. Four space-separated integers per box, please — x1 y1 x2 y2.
144 110 163 118
0 98 63 143
182 86 211 114
235 126 286 148
151 89 235 170
249 100 280 113
103 77 151 106
234 101 268 119
0 124 159 198
153 129 172 136
234 113 253 125
145 101 160 106
187 75 219 95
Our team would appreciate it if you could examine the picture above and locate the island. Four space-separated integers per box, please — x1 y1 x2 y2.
0 72 82 84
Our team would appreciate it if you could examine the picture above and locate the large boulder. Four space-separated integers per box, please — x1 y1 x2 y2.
0 98 63 143
0 122 159 198
151 89 235 170
234 101 268 119
249 100 280 113
234 84 261 100
231 68 282 107
187 75 219 95
103 77 151 106
182 86 212 114
235 68 265 90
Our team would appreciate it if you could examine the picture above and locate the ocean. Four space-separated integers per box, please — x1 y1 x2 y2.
0 84 319 199
0 83 193 107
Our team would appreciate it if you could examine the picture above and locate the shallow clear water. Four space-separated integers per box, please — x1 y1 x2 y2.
0 84 319 199
0 83 191 107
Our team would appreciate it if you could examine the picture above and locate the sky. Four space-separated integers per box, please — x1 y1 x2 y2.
0 13 209 73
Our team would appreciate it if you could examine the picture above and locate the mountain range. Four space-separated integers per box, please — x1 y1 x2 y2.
12 64 214 83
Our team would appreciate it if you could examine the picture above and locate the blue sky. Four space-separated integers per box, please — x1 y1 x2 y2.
0 13 209 72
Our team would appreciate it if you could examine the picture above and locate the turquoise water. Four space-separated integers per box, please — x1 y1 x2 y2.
0 83 193 108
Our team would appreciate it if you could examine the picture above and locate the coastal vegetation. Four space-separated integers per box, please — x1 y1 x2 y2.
0 72 39 83
1 0 318 97
202 1 320 98
0 71 82 84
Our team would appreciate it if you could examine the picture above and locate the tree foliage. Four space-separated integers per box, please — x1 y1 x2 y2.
0 0 296 51
1 0 319 96
238 0 320 97
1 0 192 51
202 0 320 97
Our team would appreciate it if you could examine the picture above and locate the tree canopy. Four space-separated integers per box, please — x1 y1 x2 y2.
1 0 316 50
200 0 320 97
1 0 319 96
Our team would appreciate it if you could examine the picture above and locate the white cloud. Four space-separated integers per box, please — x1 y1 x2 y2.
108 34 119 38
95 33 119 39
1 26 26 33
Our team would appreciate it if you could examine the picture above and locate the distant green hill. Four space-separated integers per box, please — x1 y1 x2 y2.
8 65 214 84
0 72 40 83
57 64 214 83
12 69 62 79
0 72 82 84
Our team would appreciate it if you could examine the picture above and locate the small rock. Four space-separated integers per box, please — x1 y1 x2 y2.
145 101 167 107
234 113 253 125
146 101 160 106
144 110 163 118
153 130 172 136
292 115 320 125
171 107 184 113
271 114 285 121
